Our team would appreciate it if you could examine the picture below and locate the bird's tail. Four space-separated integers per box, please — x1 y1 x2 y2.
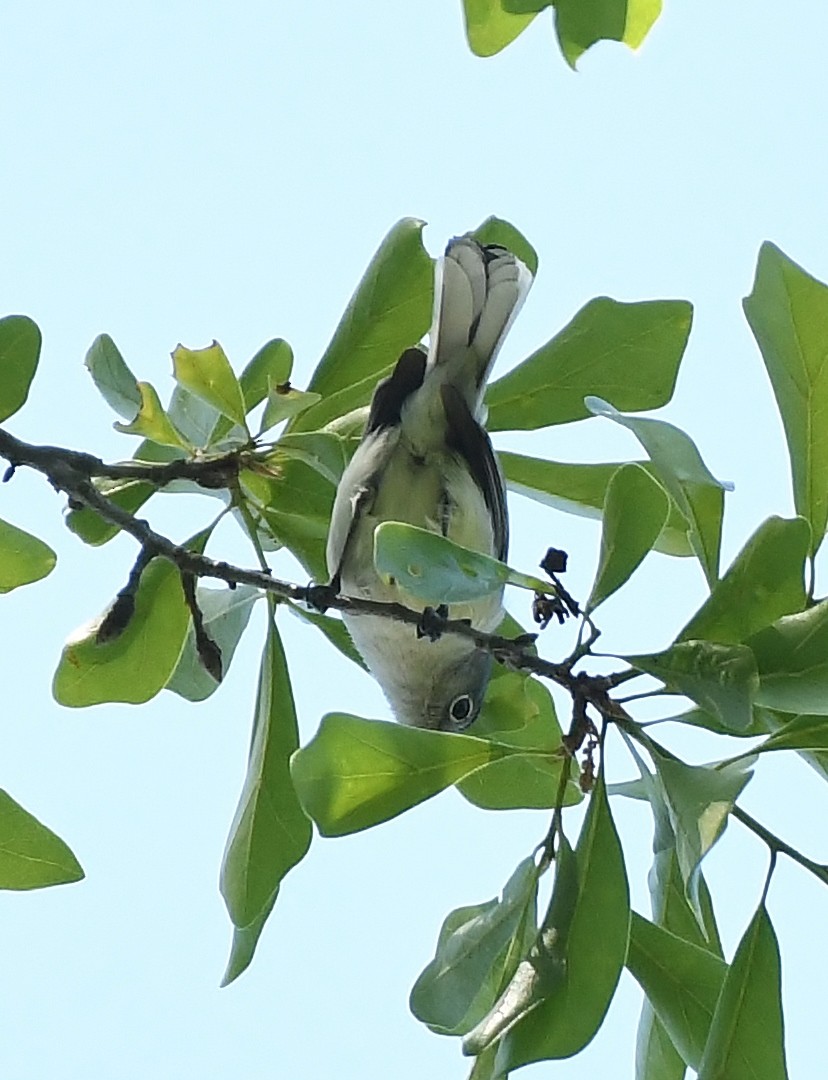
429 235 534 403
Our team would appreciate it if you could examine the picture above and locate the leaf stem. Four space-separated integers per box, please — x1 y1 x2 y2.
731 805 828 889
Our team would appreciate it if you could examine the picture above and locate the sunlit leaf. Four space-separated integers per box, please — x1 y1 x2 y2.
166 584 260 701
472 216 538 276
697 904 788 1080
221 888 277 987
0 315 41 422
487 299 691 432
411 857 538 1036
220 613 312 932
551 0 662 68
53 538 204 707
627 913 726 1070
461 0 537 57
500 452 693 557
628 641 758 733
587 463 669 611
292 218 433 432
113 380 190 449
172 341 248 430
84 333 141 420
744 243 828 554
290 714 500 836
587 397 727 585
749 599 828 714
458 669 580 810
678 516 809 644
0 790 84 889
0 519 56 593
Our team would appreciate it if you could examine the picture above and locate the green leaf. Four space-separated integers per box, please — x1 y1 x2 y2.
166 381 224 449
551 0 662 68
172 342 248 430
260 385 322 432
678 516 809 644
411 857 539 1036
285 601 366 670
290 714 499 837
464 835 579 1058
0 315 41 422
500 452 693 557
749 712 828 756
0 790 84 889
166 584 260 702
626 734 724 956
292 218 433 432
472 216 538 276
276 432 352 486
53 547 198 707
697 905 788 1080
241 338 293 408
461 0 537 57
0 519 56 592
221 889 277 987
656 703 770 739
749 599 828 714
626 913 727 1070
635 1008 687 1080
374 522 509 604
650 845 723 957
373 522 552 607
220 613 312 931
66 381 223 547
84 334 141 420
458 669 580 811
208 337 293 445
587 463 669 611
587 397 727 585
761 712 828 784
487 298 691 432
66 477 158 546
744 243 828 555
483 774 630 1067
240 456 333 580
113 380 190 449
628 642 758 733
652 753 752 909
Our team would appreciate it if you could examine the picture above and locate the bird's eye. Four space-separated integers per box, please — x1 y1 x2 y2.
449 694 473 725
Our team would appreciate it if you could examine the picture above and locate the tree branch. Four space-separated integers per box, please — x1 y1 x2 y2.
0 425 631 703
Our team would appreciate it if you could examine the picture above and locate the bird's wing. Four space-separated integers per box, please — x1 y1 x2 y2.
441 383 509 562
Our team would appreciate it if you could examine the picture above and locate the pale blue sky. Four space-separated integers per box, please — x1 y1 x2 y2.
1 3 826 1077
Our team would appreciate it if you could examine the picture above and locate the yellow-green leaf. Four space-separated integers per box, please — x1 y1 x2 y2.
0 518 56 593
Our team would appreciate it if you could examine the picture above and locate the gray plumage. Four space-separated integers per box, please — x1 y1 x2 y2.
326 235 533 730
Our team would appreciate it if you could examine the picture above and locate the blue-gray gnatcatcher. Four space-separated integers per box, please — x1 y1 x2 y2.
326 234 534 730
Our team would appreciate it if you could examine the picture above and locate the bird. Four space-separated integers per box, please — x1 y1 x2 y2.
325 233 534 730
